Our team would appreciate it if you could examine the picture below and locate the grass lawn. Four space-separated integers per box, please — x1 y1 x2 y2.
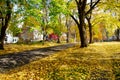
0 42 120 80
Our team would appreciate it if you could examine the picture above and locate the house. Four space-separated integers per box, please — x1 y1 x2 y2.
32 30 43 41
19 27 43 42
5 32 19 43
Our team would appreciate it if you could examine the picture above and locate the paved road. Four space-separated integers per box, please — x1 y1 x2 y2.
0 43 76 73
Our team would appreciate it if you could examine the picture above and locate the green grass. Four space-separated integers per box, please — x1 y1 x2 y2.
0 42 120 80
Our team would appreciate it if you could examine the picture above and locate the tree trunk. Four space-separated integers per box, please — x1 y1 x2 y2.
86 17 93 43
89 22 93 43
79 8 88 47
42 28 46 45
66 25 70 43
0 0 12 50
66 32 69 43
57 36 60 43
0 40 4 50
0 18 5 50
66 16 71 43
116 28 120 41
78 0 88 47
0 24 7 50
70 0 99 48
78 23 88 47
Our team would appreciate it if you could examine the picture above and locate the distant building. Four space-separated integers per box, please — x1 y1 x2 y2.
5 32 19 43
108 35 117 41
33 30 43 41
19 27 43 42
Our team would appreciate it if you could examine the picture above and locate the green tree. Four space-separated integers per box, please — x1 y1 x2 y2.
0 0 42 49
49 0 67 43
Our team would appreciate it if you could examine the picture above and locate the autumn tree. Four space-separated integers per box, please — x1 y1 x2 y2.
103 0 120 41
92 0 120 41
70 0 100 47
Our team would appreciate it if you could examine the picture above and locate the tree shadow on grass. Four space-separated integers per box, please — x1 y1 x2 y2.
66 52 120 80
111 58 120 80
0 43 75 73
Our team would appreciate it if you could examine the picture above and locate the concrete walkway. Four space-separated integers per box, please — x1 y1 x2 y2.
0 43 76 73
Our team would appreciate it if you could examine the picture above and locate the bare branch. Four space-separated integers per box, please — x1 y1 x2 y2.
82 0 87 10
70 14 79 25
75 0 79 5
85 16 90 20
79 0 82 5
85 0 100 15
90 0 93 7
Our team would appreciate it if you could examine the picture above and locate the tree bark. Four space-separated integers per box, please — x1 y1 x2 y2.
79 17 88 47
115 28 120 41
0 17 4 49
0 0 12 50
86 17 93 43
78 0 88 47
66 17 70 43
71 0 88 48
57 36 60 43
66 27 70 43
88 20 93 43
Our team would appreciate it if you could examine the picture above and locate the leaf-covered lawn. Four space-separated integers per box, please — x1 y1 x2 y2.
0 42 120 80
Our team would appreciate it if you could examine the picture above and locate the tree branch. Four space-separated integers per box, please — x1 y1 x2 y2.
79 0 82 5
75 0 80 9
75 0 79 5
85 16 89 21
82 0 87 10
70 14 79 25
85 0 100 15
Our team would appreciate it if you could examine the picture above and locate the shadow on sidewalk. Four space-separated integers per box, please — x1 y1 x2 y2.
0 43 75 73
